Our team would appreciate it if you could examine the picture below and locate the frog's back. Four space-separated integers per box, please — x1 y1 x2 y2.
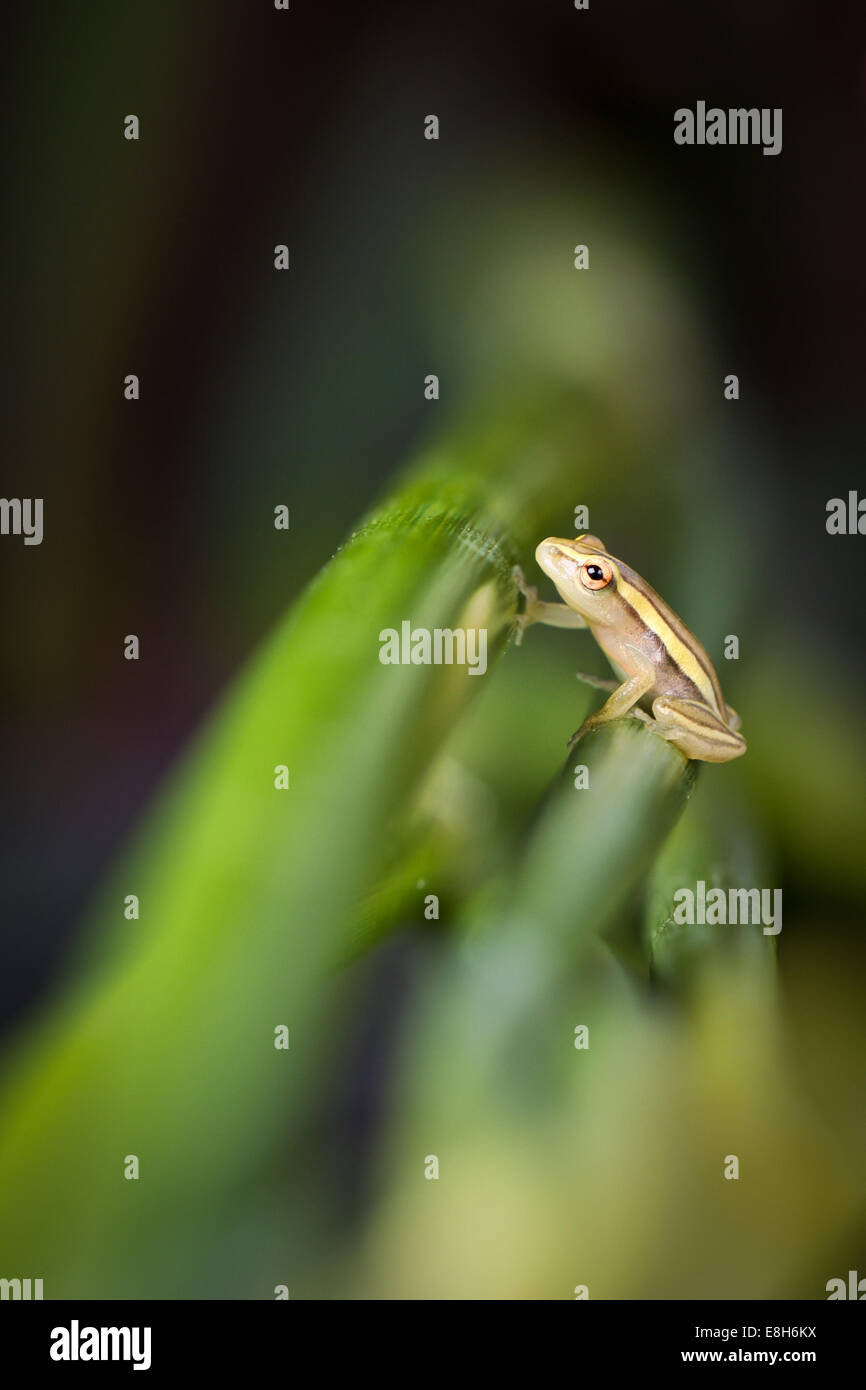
602 558 728 717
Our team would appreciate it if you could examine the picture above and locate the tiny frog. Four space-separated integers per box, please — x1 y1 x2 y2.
514 534 746 763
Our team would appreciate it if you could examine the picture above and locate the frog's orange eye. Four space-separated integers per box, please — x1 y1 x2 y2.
580 558 613 590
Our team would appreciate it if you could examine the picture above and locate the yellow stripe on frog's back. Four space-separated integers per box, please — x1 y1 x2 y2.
611 562 726 716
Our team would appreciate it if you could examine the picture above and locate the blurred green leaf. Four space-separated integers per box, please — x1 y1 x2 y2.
0 392 624 1297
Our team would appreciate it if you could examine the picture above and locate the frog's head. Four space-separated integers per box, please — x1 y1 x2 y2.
535 534 621 625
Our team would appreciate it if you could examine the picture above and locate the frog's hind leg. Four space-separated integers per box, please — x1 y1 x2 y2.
651 695 746 763
628 705 653 724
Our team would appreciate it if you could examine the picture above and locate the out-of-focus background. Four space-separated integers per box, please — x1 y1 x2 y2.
1 0 865 1299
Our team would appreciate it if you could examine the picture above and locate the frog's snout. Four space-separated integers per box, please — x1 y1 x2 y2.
535 537 568 579
535 537 556 565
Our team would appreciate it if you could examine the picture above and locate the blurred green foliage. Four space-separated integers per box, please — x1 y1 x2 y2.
2 135 865 1299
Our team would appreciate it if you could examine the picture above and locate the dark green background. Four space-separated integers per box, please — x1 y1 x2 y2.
1 0 864 1298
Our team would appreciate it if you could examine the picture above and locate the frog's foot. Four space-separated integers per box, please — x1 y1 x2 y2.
512 564 535 599
567 716 597 749
511 565 540 646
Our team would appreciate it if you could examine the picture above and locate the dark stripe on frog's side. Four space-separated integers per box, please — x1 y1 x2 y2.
606 558 727 717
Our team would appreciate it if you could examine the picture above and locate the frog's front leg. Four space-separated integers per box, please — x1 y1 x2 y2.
512 565 587 645
650 695 747 763
567 648 656 748
575 669 654 718
575 671 617 692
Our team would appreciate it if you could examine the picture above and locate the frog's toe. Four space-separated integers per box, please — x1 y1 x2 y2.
512 565 537 602
567 715 600 748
